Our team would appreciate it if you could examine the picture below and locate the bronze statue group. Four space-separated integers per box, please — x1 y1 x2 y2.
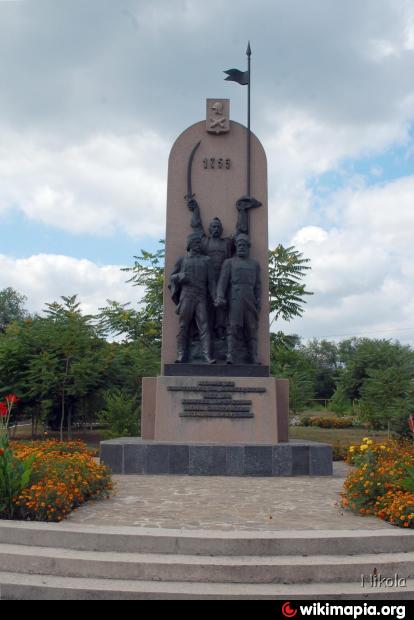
169 197 262 365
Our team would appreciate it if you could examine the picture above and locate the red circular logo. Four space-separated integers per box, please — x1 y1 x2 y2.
282 602 298 618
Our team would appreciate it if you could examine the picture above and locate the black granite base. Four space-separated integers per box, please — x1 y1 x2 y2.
100 439 333 476
164 363 270 377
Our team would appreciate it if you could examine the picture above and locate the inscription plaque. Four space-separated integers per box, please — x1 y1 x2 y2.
167 380 266 419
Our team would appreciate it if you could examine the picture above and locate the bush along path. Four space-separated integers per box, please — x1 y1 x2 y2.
341 438 414 528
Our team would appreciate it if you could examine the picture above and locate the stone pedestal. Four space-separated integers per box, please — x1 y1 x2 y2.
142 375 289 445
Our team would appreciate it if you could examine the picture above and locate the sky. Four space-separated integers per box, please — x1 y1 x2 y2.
2 0 414 344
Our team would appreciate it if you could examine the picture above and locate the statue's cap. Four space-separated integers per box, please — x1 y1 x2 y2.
187 232 203 250
235 233 250 245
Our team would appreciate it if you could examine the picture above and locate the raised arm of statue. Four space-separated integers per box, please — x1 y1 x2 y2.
188 198 205 237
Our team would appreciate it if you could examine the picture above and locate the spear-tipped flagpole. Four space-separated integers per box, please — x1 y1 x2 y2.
246 41 251 198
224 42 252 199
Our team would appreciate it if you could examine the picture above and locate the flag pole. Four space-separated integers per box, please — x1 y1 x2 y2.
247 41 251 198
223 43 252 199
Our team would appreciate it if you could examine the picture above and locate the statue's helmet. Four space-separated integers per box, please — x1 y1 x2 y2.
235 233 251 246
186 232 203 251
208 217 223 236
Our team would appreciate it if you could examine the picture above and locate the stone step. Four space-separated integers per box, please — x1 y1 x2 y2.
0 572 413 600
0 543 413 584
1 521 413 556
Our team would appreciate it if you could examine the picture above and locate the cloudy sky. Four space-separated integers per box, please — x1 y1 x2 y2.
1 0 414 343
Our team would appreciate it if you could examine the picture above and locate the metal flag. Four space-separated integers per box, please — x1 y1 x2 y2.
224 68 249 86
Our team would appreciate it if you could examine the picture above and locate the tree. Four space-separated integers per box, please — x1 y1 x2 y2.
302 339 340 399
98 390 140 438
0 288 28 332
122 243 165 345
359 366 414 433
268 245 313 325
336 338 414 402
270 332 315 412
97 244 164 349
332 338 414 432
41 295 109 440
0 295 116 439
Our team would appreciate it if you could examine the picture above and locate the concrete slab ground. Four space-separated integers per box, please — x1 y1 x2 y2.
68 462 393 531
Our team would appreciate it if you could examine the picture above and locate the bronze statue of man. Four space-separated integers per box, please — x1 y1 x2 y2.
169 232 216 364
216 233 261 365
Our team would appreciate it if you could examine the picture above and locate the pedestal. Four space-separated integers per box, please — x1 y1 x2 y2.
142 375 289 445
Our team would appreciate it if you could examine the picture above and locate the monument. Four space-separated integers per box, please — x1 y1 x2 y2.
101 47 333 476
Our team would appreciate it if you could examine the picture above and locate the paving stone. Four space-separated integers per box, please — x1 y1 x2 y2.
67 462 391 531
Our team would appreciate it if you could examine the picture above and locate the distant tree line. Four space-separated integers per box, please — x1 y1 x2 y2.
271 332 414 435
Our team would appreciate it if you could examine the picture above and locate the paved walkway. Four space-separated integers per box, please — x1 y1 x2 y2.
68 463 393 531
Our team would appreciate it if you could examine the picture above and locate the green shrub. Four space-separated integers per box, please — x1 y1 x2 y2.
98 390 139 439
0 440 35 519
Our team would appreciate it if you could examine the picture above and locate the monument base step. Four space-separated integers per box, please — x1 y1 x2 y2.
100 439 332 477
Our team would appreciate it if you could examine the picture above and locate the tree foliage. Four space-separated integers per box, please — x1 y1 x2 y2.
98 390 140 439
359 366 414 434
336 338 414 402
270 332 315 412
268 245 313 324
0 287 29 332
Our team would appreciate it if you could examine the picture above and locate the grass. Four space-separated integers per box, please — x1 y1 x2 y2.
290 426 389 447
290 408 390 447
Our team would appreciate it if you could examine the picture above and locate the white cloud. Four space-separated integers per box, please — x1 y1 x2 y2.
0 253 136 315
265 106 411 242
0 130 168 237
277 171 414 345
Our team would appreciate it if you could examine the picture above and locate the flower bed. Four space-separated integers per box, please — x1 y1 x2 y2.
341 438 414 528
299 415 357 429
0 440 112 522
